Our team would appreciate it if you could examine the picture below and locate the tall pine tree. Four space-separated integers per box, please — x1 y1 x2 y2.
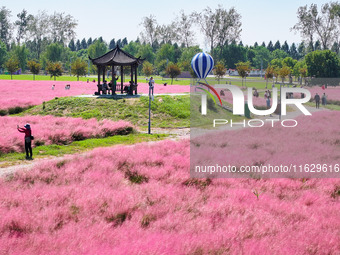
122 37 128 47
281 41 289 54
314 40 321 51
81 38 87 49
298 42 306 59
68 39 76 51
290 43 298 59
267 41 274 51
87 37 93 47
274 40 281 50
109 39 116 49
76 39 81 51
331 42 339 54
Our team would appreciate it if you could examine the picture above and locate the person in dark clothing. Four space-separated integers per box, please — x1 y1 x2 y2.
17 123 33 160
314 93 320 109
322 93 327 106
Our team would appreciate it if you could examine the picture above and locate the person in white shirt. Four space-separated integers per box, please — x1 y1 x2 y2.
149 77 155 95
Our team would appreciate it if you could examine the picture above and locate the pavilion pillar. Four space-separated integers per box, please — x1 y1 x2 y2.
135 65 138 95
97 66 101 93
102 67 105 82
121 66 123 94
131 65 133 84
111 65 114 93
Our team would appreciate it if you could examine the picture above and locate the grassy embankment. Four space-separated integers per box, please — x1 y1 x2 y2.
22 95 191 129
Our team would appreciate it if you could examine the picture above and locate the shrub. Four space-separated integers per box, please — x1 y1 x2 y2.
0 109 7 116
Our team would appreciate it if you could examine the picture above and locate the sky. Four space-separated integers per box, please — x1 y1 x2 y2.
1 0 330 48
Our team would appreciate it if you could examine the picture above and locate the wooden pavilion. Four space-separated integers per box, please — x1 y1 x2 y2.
89 45 144 95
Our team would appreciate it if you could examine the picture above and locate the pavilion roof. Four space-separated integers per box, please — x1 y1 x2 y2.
89 45 144 66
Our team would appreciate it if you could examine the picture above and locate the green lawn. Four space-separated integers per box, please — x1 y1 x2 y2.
0 133 168 167
191 96 246 128
20 95 191 129
0 74 91 82
306 101 340 111
324 104 340 111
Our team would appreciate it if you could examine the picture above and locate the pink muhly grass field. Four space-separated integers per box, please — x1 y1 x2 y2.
0 80 95 111
217 86 340 106
305 86 340 102
191 111 340 178
0 139 340 254
0 116 133 153
0 80 189 110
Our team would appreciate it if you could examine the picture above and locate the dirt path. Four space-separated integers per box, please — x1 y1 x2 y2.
137 127 190 140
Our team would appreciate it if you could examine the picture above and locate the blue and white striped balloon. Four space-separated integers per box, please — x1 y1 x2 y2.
191 52 214 79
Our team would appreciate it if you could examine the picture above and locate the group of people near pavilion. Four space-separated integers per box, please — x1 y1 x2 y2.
98 73 138 95
99 74 119 95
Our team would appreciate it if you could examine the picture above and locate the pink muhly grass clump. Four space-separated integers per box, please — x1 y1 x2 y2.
0 115 133 153
1 138 340 254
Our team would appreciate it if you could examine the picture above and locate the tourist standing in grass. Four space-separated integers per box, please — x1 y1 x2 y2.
322 93 327 106
149 77 155 96
112 74 119 95
17 124 33 160
314 93 320 109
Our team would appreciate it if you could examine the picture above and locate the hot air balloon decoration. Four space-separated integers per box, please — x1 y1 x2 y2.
191 52 214 82
191 52 222 107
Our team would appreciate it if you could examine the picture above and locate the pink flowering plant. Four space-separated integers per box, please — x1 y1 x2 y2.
0 116 133 153
0 139 340 254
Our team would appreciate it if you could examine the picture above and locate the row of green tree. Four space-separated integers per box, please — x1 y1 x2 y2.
2 38 340 81
2 2 340 80
229 49 340 87
4 56 87 81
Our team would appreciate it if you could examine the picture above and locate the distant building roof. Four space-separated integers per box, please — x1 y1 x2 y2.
89 45 144 66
